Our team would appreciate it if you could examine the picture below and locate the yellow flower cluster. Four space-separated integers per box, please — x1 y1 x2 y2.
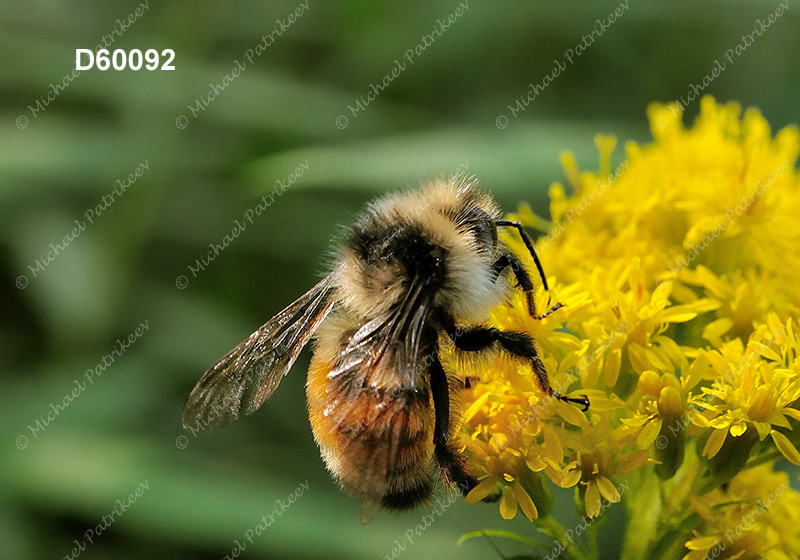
684 465 800 560
453 97 800 559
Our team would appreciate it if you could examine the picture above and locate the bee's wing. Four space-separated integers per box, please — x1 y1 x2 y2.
331 278 431 389
328 278 435 523
182 274 336 431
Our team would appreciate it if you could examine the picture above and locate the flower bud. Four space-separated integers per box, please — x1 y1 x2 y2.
657 386 683 422
638 370 662 397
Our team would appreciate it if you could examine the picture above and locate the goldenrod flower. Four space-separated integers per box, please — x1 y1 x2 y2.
696 314 800 466
454 97 800 559
684 464 800 560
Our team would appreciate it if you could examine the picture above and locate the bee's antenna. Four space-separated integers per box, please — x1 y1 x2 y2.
495 220 549 291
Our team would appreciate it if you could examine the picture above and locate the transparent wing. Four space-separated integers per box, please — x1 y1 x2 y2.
182 275 336 431
325 277 436 525
329 277 431 391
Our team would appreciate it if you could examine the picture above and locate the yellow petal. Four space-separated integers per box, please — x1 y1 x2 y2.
604 348 622 388
620 416 647 427
549 330 584 350
702 428 728 458
499 488 518 520
557 400 590 427
769 412 792 430
753 421 771 440
526 456 547 472
514 482 539 521
690 411 710 428
582 392 626 412
729 422 748 437
708 416 732 429
685 536 720 550
685 353 711 390
560 342 589 372
756 345 782 362
767 312 784 336
465 477 499 504
638 418 663 447
771 430 800 465
684 215 725 247
462 391 490 423
703 318 733 341
692 298 723 313
628 344 650 374
616 449 650 473
543 430 563 463
659 305 699 324
559 467 582 488
595 476 621 503
584 482 601 517
582 351 604 389
654 336 685 369
705 351 732 378
781 408 800 423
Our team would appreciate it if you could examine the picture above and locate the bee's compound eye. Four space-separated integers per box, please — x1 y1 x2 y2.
366 242 392 264
429 248 445 269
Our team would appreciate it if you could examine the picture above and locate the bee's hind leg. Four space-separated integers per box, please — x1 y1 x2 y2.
429 353 478 497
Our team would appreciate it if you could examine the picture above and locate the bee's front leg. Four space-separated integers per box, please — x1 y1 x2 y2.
490 252 562 320
447 324 589 411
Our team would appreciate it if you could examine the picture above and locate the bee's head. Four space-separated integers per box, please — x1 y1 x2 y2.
336 180 506 320
370 225 446 278
351 222 447 288
335 221 439 317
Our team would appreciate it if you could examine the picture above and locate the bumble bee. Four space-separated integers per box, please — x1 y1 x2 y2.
182 176 589 523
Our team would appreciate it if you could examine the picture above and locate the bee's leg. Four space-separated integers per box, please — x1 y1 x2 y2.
462 375 480 389
495 220 549 287
450 325 589 411
490 252 562 320
429 352 478 497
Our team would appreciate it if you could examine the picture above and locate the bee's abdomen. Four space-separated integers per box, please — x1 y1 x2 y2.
306 339 435 514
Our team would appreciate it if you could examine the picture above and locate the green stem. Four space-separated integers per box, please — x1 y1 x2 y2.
648 513 702 559
586 520 599 560
621 467 661 560
745 449 781 469
538 516 585 560
458 529 544 551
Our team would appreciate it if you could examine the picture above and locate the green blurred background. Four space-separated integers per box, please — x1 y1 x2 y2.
2 1 798 559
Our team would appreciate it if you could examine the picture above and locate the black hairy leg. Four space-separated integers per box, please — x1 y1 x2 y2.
490 253 563 320
448 324 589 410
429 351 478 496
495 220 550 290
